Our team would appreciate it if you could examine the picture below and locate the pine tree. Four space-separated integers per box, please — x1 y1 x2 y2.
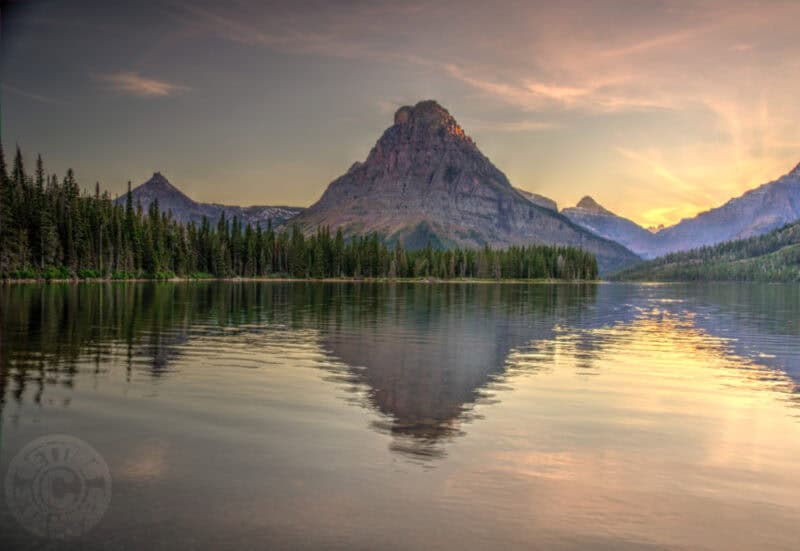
0 143 9 273
0 148 600 281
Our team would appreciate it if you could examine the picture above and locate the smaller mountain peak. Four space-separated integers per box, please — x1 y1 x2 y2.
575 196 615 215
577 196 601 209
790 161 800 176
144 172 176 189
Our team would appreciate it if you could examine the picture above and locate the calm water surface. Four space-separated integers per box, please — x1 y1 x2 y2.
1 282 799 550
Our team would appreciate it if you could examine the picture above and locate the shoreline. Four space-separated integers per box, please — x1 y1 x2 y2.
0 276 603 285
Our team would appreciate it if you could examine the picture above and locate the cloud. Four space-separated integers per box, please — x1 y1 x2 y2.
77 1 800 227
97 72 188 97
174 1 416 61
1 83 66 105
471 120 561 133
443 64 671 114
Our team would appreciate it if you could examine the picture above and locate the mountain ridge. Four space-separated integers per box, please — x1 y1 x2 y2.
561 163 800 258
119 173 303 228
649 165 800 255
610 220 800 282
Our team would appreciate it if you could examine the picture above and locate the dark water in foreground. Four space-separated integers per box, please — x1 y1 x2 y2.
0 281 799 550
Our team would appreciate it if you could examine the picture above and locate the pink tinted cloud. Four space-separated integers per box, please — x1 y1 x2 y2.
98 72 188 97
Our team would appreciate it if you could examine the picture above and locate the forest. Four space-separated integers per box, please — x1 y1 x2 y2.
610 221 800 282
0 146 598 281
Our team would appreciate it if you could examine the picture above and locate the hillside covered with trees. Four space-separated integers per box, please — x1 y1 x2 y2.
0 146 598 281
610 221 800 282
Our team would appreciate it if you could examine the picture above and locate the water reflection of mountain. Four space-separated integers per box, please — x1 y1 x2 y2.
310 283 799 458
318 284 599 458
1 282 798 460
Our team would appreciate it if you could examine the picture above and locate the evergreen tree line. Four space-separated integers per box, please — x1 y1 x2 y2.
0 146 598 280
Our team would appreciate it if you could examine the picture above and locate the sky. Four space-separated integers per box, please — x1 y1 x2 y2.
1 0 800 228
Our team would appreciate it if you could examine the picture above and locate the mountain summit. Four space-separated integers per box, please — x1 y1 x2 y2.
292 100 639 273
575 196 613 215
562 197 656 257
120 173 303 228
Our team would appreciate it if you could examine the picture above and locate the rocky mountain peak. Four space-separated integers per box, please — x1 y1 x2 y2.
142 172 180 193
130 172 195 212
293 99 639 273
121 173 303 227
790 161 800 177
392 100 471 143
576 196 613 215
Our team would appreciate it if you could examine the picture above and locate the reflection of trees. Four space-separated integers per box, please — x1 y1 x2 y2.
1 281 797 461
0 283 343 408
0 282 600 455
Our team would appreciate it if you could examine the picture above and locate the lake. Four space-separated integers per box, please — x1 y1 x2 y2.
1 281 799 550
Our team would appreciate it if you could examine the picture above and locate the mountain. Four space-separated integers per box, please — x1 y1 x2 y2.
120 173 303 227
562 196 656 257
563 162 800 259
610 220 800 282
647 162 800 256
291 100 639 274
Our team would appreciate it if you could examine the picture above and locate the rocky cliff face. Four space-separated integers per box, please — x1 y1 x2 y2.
562 196 657 257
293 100 639 273
121 173 303 228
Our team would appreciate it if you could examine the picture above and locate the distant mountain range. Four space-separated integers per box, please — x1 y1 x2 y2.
123 101 800 274
610 220 800 282
561 196 656 257
290 100 639 274
650 163 800 255
560 163 800 258
120 172 303 228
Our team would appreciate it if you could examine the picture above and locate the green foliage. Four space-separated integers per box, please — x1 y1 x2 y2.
77 268 102 279
611 222 800 282
0 146 598 281
9 268 38 279
43 266 71 280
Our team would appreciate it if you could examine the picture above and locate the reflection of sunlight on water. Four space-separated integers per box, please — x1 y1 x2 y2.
3 282 800 550
451 311 800 550
507 309 798 401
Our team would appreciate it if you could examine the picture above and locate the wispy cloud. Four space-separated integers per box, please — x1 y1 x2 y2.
175 1 414 61
96 72 188 97
443 64 670 114
471 120 561 133
1 83 66 105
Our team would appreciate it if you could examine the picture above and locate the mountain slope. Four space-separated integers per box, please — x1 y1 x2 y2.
292 100 639 274
648 163 800 256
610 221 800 282
516 188 558 212
120 173 303 227
562 196 656 257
